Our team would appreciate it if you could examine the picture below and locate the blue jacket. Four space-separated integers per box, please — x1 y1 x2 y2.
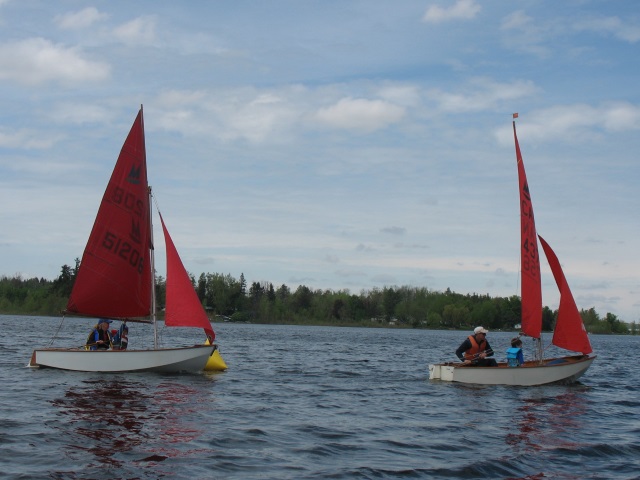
506 347 524 366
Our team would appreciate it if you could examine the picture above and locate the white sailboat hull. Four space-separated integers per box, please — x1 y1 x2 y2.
428 354 596 386
28 345 216 373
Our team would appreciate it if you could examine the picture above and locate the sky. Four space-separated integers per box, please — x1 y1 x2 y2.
1 0 639 322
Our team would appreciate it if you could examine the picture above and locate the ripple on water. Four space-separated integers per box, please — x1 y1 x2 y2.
1 318 639 479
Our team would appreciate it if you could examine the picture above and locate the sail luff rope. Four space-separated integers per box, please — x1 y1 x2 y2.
149 186 158 350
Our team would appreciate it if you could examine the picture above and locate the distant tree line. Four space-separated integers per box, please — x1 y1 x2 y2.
0 263 635 335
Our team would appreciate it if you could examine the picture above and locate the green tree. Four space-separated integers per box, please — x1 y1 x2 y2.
470 299 498 329
197 273 206 303
542 306 555 331
1 264 631 334
239 273 247 296
292 285 313 313
442 304 470 328
267 283 276 302
50 264 75 297
155 275 166 309
382 287 402 321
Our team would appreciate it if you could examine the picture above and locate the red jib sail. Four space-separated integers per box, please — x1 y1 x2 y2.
67 108 152 318
538 235 592 354
160 214 215 342
514 121 542 338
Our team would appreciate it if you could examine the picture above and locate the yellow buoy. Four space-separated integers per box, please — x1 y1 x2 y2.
204 339 228 371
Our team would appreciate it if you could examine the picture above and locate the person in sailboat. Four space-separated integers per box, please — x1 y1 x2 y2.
85 319 114 350
110 322 129 350
506 337 524 367
455 327 497 366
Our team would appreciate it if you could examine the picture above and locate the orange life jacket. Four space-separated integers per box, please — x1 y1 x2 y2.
464 335 487 360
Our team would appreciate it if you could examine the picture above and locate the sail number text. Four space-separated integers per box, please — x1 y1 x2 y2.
110 187 144 217
102 231 144 273
521 198 539 278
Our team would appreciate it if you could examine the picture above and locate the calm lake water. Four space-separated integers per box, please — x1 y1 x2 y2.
1 315 638 479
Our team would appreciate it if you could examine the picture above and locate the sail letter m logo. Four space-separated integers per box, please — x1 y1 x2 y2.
127 164 141 185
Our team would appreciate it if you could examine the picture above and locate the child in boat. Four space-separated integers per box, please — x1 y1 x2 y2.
506 337 524 366
110 322 129 350
85 319 113 350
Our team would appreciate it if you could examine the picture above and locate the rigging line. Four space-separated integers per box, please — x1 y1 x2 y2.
150 187 163 218
541 340 555 354
48 314 68 347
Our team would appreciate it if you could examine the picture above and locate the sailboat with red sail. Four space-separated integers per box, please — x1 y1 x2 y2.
429 116 596 385
28 107 227 373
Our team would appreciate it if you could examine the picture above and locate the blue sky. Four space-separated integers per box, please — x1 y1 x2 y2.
1 0 639 321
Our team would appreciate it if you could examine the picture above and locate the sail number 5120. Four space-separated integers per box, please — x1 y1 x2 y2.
102 231 144 273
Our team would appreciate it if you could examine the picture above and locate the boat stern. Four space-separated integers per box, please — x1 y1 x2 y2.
27 350 40 368
428 363 456 381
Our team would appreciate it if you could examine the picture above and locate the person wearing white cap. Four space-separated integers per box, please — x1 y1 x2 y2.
455 326 497 366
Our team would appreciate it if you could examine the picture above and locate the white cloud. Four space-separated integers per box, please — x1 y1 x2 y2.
500 10 552 58
54 7 109 30
152 88 302 143
575 16 640 43
153 86 408 141
501 10 532 31
113 15 157 45
314 97 405 133
381 226 406 235
428 78 538 113
423 0 481 24
495 102 640 145
601 103 640 131
155 90 208 108
0 37 110 86
0 128 60 149
376 84 422 107
225 93 297 143
48 104 113 125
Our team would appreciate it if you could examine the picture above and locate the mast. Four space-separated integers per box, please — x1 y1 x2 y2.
149 186 158 349
533 337 543 364
136 104 158 349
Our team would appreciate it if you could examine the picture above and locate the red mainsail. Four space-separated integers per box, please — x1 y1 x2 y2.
514 121 542 338
67 108 152 318
160 214 215 342
538 235 592 354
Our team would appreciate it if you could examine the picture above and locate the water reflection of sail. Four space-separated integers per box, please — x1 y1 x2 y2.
150 382 213 458
505 398 543 452
506 390 588 454
51 380 151 469
51 379 215 474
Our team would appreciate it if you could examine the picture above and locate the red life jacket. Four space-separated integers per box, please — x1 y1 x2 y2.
464 335 487 360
